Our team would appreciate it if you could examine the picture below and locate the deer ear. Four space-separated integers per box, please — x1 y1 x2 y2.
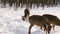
22 16 25 21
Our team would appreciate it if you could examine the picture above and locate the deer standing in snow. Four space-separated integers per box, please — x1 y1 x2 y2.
43 14 60 30
22 9 52 34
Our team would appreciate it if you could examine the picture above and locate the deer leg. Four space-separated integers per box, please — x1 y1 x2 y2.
53 25 55 30
28 24 33 34
44 26 46 31
43 26 48 34
47 25 52 34
40 26 42 30
45 25 49 34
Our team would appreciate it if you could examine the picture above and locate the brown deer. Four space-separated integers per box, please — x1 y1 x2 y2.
22 9 52 34
43 14 60 30
22 9 30 21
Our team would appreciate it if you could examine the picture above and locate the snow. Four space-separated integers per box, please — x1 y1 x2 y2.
0 7 60 34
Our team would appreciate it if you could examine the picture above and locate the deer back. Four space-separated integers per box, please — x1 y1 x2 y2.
43 14 60 26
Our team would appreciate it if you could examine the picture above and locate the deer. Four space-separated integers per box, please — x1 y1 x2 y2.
22 9 52 34
43 14 60 30
22 8 30 21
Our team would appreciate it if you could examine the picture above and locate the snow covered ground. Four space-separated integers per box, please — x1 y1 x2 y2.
0 6 60 34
